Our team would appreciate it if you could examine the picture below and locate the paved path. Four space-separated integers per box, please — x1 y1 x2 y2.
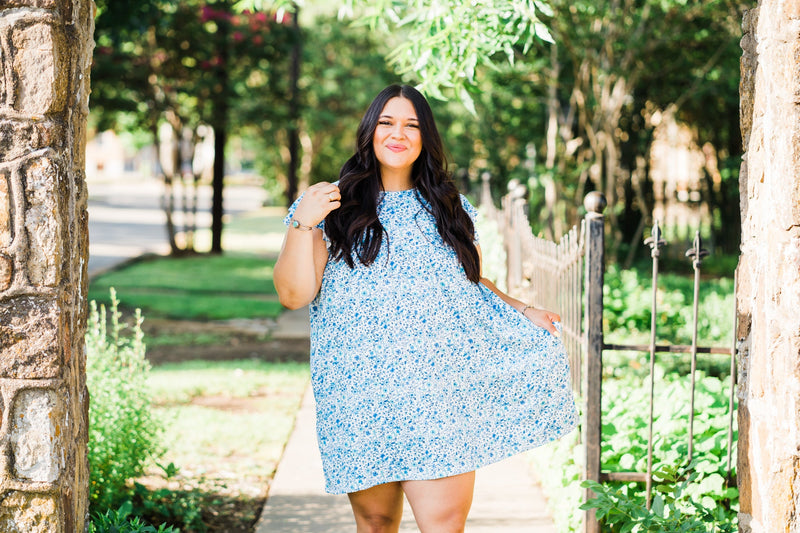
255 314 559 533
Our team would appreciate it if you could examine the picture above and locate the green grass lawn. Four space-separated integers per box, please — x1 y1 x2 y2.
89 253 282 320
147 360 309 488
89 207 289 321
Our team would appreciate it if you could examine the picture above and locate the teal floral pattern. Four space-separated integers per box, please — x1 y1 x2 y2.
284 189 578 494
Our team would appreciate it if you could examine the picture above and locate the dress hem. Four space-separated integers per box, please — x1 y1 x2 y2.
321 419 579 495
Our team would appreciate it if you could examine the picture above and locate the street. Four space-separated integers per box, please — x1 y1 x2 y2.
87 177 267 276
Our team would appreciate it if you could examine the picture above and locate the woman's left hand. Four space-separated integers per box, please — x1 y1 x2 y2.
523 307 562 337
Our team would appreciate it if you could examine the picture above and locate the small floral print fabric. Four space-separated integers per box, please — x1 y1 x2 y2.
284 189 578 494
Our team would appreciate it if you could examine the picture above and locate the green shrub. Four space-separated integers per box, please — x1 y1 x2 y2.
580 463 737 533
89 501 178 533
530 369 737 532
87 289 163 510
603 264 735 348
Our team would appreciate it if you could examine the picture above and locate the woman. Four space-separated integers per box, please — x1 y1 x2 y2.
273 84 577 533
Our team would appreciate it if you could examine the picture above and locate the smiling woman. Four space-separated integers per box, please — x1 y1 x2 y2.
372 97 423 189
272 84 576 533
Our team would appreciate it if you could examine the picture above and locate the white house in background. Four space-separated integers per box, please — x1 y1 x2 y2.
85 129 158 182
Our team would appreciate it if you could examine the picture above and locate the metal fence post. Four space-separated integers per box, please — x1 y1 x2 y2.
583 191 606 533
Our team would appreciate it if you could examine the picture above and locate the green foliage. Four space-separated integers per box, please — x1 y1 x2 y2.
342 0 554 112
340 0 746 253
242 11 397 203
581 463 737 532
128 463 207 532
87 290 163 511
601 372 737 510
88 254 282 320
603 264 735 348
89 501 178 533
531 368 737 532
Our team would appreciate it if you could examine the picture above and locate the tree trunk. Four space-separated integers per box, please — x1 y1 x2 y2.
286 7 302 205
0 1 95 529
210 2 231 255
736 4 800 532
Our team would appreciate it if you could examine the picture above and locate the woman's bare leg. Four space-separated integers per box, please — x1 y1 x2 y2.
401 471 475 533
347 481 404 533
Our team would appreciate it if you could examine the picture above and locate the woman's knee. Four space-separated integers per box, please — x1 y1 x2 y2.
348 482 403 533
352 510 402 532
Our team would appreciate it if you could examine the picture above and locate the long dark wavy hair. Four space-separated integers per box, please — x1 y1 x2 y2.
325 84 481 283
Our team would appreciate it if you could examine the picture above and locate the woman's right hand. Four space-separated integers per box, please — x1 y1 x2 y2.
291 182 341 227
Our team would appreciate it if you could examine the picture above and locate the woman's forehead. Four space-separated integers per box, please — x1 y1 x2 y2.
379 97 418 119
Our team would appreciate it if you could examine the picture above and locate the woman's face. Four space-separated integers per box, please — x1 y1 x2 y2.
372 97 423 179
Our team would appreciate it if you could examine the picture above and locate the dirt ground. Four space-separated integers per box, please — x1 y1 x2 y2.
138 318 309 532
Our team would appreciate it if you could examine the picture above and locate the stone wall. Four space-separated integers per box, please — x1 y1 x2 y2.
737 1 800 532
0 0 94 531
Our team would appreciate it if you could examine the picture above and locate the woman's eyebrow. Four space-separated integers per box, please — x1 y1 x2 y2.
379 114 419 121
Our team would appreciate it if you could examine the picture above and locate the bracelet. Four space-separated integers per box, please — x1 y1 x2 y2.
290 218 313 231
520 304 534 315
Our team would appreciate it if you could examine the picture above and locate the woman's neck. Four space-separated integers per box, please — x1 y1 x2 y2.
380 170 414 192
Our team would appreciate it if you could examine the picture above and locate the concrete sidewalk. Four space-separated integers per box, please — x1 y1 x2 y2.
255 311 559 533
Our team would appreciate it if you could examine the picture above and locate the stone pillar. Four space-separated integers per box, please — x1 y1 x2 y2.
0 0 94 531
737 1 800 532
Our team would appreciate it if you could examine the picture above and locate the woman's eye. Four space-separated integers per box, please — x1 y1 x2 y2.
407 123 419 129
378 121 392 126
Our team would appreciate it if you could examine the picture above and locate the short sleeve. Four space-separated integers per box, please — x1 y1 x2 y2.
460 194 480 243
283 193 325 232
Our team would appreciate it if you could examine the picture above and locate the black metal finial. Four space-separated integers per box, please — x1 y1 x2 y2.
644 220 667 258
685 230 710 268
583 191 607 214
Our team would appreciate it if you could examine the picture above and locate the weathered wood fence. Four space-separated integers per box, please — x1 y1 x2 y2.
481 176 737 532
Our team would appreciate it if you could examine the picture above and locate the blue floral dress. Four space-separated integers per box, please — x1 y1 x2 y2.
284 188 578 494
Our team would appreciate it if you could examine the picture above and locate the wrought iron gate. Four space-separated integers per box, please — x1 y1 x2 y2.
484 179 737 532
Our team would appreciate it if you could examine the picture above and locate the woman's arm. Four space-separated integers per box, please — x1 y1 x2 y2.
476 244 561 337
273 182 341 309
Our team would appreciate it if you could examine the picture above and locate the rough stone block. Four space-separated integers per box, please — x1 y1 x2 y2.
0 255 10 291
23 157 62 287
0 120 64 161
0 296 61 378
11 23 65 115
0 170 10 249
0 491 58 533
0 46 5 108
10 388 62 483
0 0 58 7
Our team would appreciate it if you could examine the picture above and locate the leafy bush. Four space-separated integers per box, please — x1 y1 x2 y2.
530 368 737 532
87 289 163 510
89 501 178 533
604 264 735 348
127 463 207 532
581 464 737 533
